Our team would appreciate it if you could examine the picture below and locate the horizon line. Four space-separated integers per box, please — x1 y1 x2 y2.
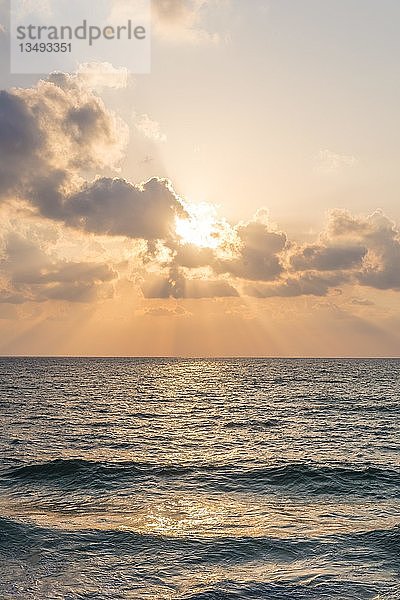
1 355 400 360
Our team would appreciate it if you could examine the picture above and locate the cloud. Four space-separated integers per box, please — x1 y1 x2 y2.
159 209 288 297
317 149 356 173
290 243 366 271
326 209 400 291
152 0 220 44
108 0 220 44
0 74 187 242
153 0 202 23
325 209 368 237
0 229 116 304
62 177 185 239
77 62 129 90
139 305 190 317
0 72 128 216
0 89 43 198
277 209 400 296
134 113 167 142
219 221 287 281
153 205 400 299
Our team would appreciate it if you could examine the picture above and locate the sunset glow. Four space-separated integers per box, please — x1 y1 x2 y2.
1 2 400 599
0 0 400 359
175 203 221 249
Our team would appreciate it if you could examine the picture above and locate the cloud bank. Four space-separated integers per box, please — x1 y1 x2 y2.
1 73 400 306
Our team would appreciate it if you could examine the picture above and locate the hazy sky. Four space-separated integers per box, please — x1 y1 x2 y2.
1 0 400 356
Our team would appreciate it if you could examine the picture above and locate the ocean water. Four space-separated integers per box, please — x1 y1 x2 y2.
0 358 399 600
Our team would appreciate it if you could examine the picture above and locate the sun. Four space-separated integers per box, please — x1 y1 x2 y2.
175 203 221 249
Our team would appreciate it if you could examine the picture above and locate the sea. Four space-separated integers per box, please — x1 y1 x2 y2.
0 357 399 599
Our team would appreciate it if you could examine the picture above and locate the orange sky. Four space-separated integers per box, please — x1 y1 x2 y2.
1 1 400 356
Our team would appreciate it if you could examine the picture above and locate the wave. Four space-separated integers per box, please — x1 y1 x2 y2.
209 463 400 496
1 514 400 600
0 458 195 484
2 459 400 496
1 514 398 555
0 515 318 562
349 526 400 558
2 515 400 584
182 579 389 600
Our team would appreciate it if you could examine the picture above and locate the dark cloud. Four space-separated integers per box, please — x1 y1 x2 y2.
218 221 287 281
327 210 400 291
358 223 400 291
290 244 366 271
0 75 187 242
63 177 184 240
0 90 44 197
0 74 124 212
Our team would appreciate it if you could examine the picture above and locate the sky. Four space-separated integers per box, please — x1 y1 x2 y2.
1 0 400 356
